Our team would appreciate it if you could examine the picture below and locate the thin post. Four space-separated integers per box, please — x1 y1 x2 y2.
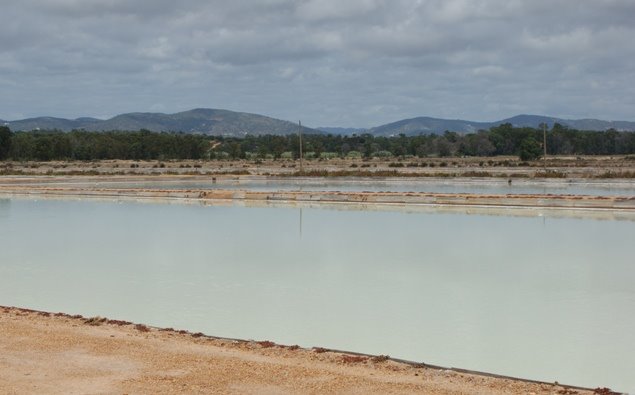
543 122 547 173
299 120 303 173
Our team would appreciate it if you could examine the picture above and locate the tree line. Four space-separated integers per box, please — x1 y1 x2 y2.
0 124 634 162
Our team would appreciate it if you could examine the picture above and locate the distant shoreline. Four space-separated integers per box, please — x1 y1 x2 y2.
1 156 635 179
2 174 635 212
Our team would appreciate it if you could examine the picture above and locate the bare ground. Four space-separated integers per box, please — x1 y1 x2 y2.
1 156 635 178
1 307 602 395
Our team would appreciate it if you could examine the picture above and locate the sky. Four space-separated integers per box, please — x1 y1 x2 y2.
1 0 634 128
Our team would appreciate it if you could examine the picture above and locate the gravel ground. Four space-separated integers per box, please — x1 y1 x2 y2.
1 306 602 395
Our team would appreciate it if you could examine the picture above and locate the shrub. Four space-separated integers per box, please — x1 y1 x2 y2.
135 324 151 332
374 150 393 158
346 150 362 159
320 152 339 159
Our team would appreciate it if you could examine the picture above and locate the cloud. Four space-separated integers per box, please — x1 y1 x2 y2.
295 0 384 21
1 0 634 126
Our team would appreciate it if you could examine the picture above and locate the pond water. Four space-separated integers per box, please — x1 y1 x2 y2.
1 197 634 392
7 177 635 196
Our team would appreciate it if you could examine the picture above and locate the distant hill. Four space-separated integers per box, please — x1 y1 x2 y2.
368 114 635 136
6 108 321 136
368 117 490 136
498 115 635 131
4 117 93 132
5 110 635 136
317 127 368 135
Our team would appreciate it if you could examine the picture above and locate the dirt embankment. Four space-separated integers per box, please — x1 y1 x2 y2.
1 156 635 178
2 180 635 212
1 306 607 395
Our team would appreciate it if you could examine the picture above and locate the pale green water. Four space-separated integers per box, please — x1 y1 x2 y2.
4 177 635 196
1 197 634 392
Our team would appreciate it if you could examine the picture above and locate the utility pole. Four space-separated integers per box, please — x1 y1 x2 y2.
298 120 303 173
543 122 547 173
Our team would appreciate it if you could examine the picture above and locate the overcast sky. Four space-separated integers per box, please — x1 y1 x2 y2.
1 0 634 127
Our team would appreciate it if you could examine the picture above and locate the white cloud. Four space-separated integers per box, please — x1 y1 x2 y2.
0 0 634 126
295 0 383 21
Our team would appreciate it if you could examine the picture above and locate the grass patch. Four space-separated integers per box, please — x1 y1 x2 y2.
595 171 635 178
535 170 568 178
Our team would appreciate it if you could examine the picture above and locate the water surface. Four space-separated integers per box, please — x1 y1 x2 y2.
5 177 635 196
1 197 633 392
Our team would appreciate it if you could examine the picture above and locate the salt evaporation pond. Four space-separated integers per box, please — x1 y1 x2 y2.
6 177 635 196
1 196 634 392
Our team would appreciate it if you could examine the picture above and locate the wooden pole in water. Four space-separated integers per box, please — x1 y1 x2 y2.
299 120 303 174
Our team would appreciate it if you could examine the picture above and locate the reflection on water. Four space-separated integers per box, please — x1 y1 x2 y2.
0 198 9 217
0 197 634 392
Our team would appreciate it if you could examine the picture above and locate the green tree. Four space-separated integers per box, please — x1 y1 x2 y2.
0 126 12 160
518 136 542 161
436 137 453 157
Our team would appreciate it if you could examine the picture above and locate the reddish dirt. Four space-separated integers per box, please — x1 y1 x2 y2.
0 307 596 395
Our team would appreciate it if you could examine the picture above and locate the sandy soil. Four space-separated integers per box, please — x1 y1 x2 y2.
1 307 604 395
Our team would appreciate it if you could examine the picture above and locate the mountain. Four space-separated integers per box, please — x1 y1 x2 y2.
317 127 368 135
6 108 321 136
368 117 490 136
559 119 635 131
368 114 635 136
5 110 635 136
498 115 635 131
5 117 94 131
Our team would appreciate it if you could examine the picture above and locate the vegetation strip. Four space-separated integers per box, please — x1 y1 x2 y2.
2 124 635 162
